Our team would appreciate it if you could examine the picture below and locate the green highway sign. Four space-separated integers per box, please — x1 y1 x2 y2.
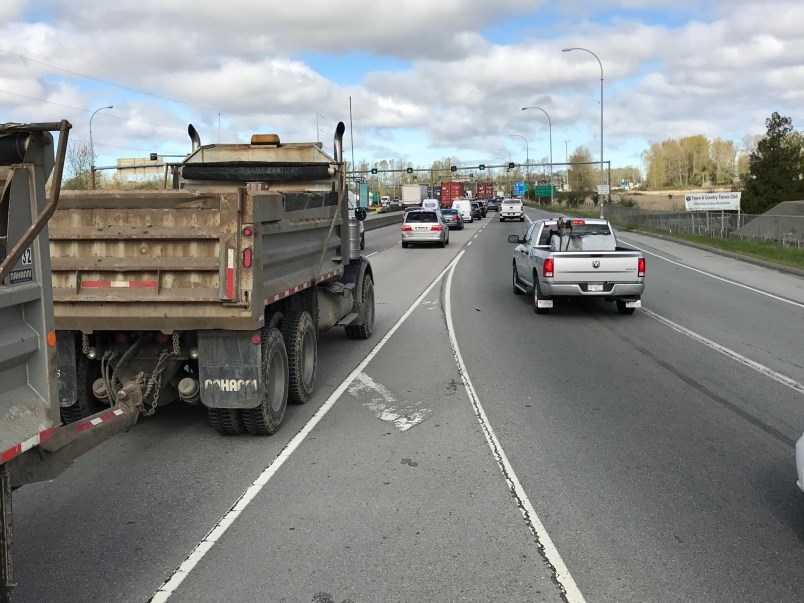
535 185 556 196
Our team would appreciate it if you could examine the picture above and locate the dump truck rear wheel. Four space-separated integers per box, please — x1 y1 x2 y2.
208 408 246 435
345 274 374 340
242 327 289 435
283 311 317 404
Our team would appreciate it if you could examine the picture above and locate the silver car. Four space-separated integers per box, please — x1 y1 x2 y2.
401 208 450 248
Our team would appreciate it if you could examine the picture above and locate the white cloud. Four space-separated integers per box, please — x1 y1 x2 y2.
1 1 803 169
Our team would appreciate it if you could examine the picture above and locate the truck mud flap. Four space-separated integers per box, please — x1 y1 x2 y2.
197 331 263 409
57 334 77 407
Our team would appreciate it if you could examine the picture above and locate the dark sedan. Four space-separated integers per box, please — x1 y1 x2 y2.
440 208 464 230
486 199 500 211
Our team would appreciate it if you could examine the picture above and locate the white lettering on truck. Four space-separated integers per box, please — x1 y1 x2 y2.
204 379 258 392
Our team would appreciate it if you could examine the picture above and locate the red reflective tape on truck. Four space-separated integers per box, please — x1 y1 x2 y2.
72 408 126 433
265 282 311 305
0 427 55 464
262 267 344 306
226 248 235 299
316 267 343 283
81 280 158 288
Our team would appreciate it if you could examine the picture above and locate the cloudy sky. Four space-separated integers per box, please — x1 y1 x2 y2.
2 0 803 175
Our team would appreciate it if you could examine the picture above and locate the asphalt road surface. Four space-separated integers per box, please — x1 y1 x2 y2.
12 209 804 602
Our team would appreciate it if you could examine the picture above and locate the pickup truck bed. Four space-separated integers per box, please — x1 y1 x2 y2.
509 218 645 314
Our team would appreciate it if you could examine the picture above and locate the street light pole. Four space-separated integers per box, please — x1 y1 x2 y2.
508 134 528 199
89 105 113 190
521 106 553 205
499 148 512 196
562 47 604 217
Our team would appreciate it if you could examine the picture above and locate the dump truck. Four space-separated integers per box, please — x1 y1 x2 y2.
1 121 154 601
50 122 373 437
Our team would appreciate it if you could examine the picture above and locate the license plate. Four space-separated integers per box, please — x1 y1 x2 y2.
588 283 604 292
415 226 427 231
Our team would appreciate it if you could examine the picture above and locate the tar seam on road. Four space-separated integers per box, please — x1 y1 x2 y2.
149 255 466 602
443 254 586 603
641 307 804 397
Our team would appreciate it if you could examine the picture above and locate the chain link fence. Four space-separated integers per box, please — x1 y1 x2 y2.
601 205 804 248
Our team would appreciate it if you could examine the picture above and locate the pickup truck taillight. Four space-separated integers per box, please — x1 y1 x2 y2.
638 257 646 277
430 225 443 231
401 225 412 231
544 258 554 278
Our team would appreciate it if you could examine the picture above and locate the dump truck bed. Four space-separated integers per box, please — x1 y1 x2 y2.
50 186 345 332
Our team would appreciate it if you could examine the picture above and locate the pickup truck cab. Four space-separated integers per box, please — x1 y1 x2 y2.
499 198 524 222
508 218 645 315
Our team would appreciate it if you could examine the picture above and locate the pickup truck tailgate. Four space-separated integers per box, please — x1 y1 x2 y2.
553 253 640 283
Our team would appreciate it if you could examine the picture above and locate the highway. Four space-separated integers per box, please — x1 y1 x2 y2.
12 208 804 602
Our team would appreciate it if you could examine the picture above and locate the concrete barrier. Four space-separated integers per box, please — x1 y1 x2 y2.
364 212 402 231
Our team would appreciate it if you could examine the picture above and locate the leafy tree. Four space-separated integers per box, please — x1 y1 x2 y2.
741 112 804 213
709 138 737 186
568 146 595 199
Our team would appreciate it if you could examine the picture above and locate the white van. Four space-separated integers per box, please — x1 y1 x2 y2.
452 198 473 223
421 199 440 211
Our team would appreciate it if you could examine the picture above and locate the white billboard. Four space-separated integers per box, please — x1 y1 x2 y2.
684 192 741 211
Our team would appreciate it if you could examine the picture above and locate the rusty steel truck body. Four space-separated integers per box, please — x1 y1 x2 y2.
51 122 374 436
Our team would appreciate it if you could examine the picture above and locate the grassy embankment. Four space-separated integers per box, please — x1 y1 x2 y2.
526 202 804 271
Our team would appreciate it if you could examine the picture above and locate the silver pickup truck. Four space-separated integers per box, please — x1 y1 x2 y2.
509 217 645 315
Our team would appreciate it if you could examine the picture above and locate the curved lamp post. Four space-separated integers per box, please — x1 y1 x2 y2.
521 106 553 205
89 105 113 190
562 47 604 216
508 134 528 198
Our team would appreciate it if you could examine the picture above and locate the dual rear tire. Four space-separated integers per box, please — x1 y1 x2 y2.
210 310 318 436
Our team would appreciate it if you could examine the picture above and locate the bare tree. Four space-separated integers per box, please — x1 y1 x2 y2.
63 138 94 189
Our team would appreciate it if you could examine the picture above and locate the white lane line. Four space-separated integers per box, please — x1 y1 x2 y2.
620 241 804 309
641 307 804 396
150 256 465 603
444 258 586 602
467 241 473 246
365 251 378 258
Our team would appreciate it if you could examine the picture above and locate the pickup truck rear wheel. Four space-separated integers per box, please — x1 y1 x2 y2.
512 265 523 295
283 311 317 404
208 408 246 435
616 300 636 315
533 272 550 315
242 327 289 435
